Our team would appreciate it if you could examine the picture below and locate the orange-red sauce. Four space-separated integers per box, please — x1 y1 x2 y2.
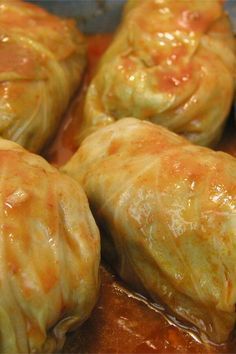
63 266 236 354
45 34 236 354
44 34 113 166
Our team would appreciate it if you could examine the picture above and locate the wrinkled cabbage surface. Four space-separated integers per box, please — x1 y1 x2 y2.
79 0 235 146
0 0 86 152
0 138 100 353
64 118 236 343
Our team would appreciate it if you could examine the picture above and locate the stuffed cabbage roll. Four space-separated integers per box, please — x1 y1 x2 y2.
0 0 86 152
0 138 100 353
79 0 235 146
64 118 236 344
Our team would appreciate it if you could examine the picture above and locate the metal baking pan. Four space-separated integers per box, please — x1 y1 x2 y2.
29 0 236 33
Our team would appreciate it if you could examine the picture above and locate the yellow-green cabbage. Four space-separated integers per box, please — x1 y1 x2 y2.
0 0 86 152
0 138 100 353
79 0 235 146
64 118 236 343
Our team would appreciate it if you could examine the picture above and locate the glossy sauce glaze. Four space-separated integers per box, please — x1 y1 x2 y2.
44 34 114 166
45 34 236 353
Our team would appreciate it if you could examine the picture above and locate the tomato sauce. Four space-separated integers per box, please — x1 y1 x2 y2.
63 266 236 354
44 34 236 354
44 34 113 166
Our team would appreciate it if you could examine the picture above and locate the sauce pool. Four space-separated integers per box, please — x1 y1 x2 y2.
44 34 236 354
